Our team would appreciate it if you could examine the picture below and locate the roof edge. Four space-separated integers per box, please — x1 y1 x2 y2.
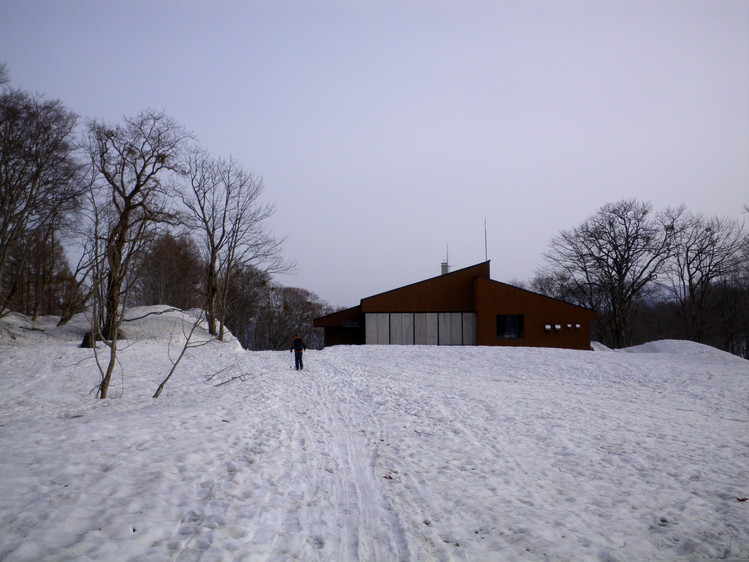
361 261 491 303
476 277 597 314
313 305 362 326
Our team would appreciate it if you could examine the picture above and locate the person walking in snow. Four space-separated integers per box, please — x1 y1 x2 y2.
290 335 306 370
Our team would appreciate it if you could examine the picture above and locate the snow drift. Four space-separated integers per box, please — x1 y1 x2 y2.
1 307 747 561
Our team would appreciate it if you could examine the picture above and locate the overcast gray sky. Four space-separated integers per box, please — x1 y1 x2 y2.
2 0 748 308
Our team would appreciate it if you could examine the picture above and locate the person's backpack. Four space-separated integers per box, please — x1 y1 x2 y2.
293 338 304 351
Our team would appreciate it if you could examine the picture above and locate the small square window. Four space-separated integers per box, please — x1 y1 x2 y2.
497 315 524 339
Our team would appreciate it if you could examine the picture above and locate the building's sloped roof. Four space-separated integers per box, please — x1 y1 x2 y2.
313 305 361 327
361 261 491 302
314 260 595 326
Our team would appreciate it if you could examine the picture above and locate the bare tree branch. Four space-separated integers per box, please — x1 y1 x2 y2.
152 309 207 398
181 149 294 341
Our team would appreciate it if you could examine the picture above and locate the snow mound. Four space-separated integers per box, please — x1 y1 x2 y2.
590 341 612 352
0 305 240 349
622 339 746 361
0 311 85 345
119 305 240 348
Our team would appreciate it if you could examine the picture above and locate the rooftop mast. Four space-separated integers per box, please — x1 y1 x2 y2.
441 244 450 275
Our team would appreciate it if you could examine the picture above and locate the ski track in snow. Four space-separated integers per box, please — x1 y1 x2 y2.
1 309 748 561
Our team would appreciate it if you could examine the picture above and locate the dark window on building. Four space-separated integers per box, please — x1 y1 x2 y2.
497 314 524 339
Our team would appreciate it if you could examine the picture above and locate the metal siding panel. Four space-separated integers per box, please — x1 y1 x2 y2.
402 313 414 345
389 313 400 344
390 313 406 345
426 313 439 344
438 313 450 345
414 313 427 344
377 313 390 344
365 313 378 344
450 312 462 344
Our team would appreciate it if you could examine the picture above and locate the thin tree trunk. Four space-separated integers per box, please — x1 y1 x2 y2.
206 256 219 336
97 338 117 398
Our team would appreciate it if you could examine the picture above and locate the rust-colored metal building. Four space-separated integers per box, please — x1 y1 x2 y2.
314 262 596 350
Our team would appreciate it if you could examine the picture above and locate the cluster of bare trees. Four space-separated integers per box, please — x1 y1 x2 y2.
129 234 331 350
1 68 331 397
535 199 749 357
0 67 84 320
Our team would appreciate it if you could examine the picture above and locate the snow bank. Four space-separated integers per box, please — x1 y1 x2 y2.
623 339 742 361
1 311 747 560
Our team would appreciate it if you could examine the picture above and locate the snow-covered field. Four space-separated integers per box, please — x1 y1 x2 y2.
1 306 748 561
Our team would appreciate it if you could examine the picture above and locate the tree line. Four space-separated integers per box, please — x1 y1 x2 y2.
3 64 748 385
533 199 749 358
1 66 333 397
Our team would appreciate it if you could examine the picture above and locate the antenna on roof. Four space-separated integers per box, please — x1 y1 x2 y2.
441 244 450 275
484 217 488 262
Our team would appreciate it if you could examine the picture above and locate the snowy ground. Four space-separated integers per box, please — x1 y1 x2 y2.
1 306 748 561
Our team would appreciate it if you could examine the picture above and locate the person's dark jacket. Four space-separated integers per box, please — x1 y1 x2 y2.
291 337 306 353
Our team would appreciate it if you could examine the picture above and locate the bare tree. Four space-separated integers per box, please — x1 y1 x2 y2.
83 110 189 398
541 199 677 348
0 87 81 315
182 148 292 340
664 210 748 342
